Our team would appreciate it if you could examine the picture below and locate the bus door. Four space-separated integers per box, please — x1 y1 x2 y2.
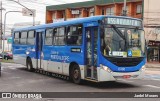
85 27 98 79
36 31 44 70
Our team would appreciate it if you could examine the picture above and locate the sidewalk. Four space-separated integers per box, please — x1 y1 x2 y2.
145 62 160 68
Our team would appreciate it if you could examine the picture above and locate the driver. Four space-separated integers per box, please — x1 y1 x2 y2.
104 32 113 56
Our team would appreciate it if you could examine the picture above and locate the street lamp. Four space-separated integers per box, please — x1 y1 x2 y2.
7 0 35 26
2 11 21 54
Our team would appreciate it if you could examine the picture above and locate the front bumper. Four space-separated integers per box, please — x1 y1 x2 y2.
97 67 145 81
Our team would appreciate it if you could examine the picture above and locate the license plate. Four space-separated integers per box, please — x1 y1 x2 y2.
123 75 131 79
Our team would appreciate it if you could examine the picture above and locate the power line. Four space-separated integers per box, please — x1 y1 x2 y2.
16 0 67 6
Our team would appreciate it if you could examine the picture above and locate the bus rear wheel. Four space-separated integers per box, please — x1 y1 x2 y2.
27 58 34 72
71 64 82 84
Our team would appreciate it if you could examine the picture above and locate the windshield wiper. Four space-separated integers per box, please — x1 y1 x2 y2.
112 25 126 40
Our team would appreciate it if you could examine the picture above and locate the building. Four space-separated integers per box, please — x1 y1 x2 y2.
46 0 143 23
46 0 160 63
143 0 160 63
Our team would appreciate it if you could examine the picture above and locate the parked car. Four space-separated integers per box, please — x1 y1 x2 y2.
0 52 13 60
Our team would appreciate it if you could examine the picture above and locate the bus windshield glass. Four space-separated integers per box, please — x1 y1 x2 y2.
101 24 145 58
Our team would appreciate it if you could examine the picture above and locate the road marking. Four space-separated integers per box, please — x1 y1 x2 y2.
7 66 26 68
1 66 4 70
1 71 11 74
143 85 160 89
152 79 160 81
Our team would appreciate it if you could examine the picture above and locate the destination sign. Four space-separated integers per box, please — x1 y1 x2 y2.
106 17 142 27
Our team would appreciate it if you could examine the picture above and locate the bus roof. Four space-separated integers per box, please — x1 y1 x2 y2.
13 15 142 32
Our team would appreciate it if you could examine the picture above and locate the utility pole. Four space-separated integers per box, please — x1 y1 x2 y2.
0 1 2 76
122 0 127 16
0 1 5 76
0 1 2 51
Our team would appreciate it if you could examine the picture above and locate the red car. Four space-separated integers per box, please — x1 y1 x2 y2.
0 52 13 60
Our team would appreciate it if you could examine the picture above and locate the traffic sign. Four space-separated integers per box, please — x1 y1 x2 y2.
22 8 36 17
7 37 12 44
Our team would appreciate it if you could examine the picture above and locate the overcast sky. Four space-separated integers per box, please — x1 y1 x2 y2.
1 0 92 33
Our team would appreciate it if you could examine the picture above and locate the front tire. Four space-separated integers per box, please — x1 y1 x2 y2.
27 58 34 72
71 64 82 84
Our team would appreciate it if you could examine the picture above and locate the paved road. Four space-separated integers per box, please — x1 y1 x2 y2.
0 63 160 101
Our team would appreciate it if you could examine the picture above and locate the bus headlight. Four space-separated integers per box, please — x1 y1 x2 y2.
26 51 29 55
141 65 146 71
100 64 112 73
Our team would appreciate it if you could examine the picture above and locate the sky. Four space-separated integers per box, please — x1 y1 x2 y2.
1 0 93 35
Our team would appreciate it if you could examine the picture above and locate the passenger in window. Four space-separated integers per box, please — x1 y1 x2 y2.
72 31 78 44
67 31 77 45
67 32 73 44
104 33 112 56
53 29 57 45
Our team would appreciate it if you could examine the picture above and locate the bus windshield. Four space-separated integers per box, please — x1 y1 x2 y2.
101 25 145 57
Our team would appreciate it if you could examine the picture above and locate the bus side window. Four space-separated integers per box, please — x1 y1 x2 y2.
14 32 20 44
20 31 27 45
77 26 82 45
27 30 35 45
54 27 65 45
58 27 65 45
45 28 53 45
53 28 57 45
66 26 72 44
66 25 82 45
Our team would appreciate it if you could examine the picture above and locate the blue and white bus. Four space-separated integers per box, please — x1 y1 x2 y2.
12 15 146 84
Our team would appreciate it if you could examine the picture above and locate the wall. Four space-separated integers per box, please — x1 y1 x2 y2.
144 0 160 41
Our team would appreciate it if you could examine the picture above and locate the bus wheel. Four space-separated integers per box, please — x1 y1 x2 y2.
27 58 34 72
71 64 82 84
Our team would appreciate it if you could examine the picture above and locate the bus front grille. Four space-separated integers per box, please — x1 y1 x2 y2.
107 57 144 67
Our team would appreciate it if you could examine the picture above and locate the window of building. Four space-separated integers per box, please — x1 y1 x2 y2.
102 8 105 15
52 12 56 20
72 9 81 18
66 25 82 45
106 7 114 15
53 27 65 45
62 11 65 18
90 12 94 16
14 32 20 44
74 14 81 18
20 31 27 45
27 30 35 45
89 8 94 16
45 29 53 45
122 6 128 15
136 5 142 14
